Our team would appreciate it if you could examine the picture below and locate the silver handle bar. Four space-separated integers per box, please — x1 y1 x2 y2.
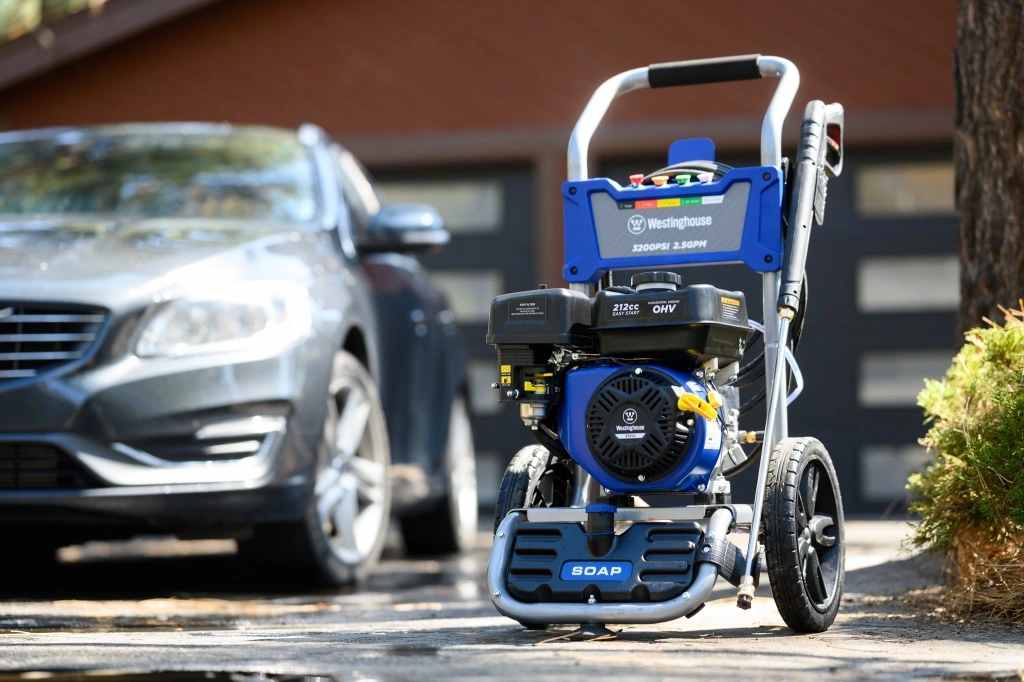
567 56 800 180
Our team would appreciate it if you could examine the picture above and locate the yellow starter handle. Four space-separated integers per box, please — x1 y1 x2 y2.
677 392 719 420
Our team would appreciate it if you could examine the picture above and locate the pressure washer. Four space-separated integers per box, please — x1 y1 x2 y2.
486 55 846 636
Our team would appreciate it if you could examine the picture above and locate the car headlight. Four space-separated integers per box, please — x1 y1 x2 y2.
135 281 313 358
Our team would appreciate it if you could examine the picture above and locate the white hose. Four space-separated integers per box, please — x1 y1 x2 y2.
747 320 803 405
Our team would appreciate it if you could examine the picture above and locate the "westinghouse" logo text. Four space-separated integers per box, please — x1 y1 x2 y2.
644 215 712 230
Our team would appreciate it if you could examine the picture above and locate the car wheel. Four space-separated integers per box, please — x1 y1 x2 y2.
400 395 478 555
239 350 391 587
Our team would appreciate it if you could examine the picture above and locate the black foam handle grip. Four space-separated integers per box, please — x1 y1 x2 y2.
648 54 762 88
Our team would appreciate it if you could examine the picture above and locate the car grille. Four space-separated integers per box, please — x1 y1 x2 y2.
0 442 99 490
0 304 107 384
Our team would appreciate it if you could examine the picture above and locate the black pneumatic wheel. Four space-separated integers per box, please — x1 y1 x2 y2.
762 437 845 633
493 445 573 533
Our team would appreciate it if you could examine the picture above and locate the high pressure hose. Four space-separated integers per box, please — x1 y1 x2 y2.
722 318 804 478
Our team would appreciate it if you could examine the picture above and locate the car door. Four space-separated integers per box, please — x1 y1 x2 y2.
334 148 456 481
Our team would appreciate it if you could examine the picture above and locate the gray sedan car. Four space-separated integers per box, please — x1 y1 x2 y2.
0 123 478 586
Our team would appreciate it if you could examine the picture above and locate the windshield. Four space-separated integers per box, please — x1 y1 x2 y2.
0 128 319 223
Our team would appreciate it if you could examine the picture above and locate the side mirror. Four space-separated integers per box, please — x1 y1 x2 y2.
359 203 450 254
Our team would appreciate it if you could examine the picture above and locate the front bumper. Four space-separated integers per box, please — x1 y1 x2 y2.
0 341 331 531
0 474 310 530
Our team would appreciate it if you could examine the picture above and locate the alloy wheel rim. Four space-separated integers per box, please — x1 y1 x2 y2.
795 457 841 610
315 374 388 565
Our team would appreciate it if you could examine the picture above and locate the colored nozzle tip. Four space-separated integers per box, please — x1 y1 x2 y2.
675 174 691 185
651 175 669 187
629 174 645 186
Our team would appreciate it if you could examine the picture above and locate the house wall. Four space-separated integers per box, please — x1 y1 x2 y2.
1 0 955 139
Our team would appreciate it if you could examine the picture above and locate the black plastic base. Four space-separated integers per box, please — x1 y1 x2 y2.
506 520 702 604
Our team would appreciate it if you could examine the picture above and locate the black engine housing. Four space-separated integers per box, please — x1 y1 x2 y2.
591 283 750 366
485 278 751 412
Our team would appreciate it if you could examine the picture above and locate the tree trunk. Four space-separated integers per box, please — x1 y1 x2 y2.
955 0 1024 334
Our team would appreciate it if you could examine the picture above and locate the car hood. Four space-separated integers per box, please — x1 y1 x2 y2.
0 216 312 310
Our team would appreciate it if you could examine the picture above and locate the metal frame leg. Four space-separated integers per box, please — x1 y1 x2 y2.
737 276 793 606
571 464 600 507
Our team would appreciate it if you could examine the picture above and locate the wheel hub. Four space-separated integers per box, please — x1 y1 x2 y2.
316 376 388 565
795 459 841 609
808 513 836 547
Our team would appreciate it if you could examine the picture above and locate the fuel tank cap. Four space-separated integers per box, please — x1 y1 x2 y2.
630 271 682 292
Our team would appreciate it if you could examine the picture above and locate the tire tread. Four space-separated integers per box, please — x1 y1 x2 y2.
493 445 552 532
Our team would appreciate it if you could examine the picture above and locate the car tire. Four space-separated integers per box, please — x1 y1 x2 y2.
239 350 391 588
400 395 478 556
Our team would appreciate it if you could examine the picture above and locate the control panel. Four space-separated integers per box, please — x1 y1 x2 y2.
562 166 784 284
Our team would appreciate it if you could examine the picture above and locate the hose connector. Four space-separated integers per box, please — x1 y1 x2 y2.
736 574 756 610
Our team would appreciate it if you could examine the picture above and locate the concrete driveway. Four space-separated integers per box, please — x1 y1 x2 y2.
0 521 1021 681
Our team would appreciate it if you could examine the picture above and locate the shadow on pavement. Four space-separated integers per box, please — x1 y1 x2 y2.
0 552 305 602
0 530 466 602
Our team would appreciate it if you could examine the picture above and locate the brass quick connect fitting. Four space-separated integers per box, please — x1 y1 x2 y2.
736 575 756 610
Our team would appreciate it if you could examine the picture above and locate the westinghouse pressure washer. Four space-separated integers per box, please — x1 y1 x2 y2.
486 55 846 636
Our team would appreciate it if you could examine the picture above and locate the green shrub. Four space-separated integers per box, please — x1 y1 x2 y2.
909 306 1024 621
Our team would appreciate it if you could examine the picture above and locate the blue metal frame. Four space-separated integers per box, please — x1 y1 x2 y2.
562 165 783 284
558 363 722 494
